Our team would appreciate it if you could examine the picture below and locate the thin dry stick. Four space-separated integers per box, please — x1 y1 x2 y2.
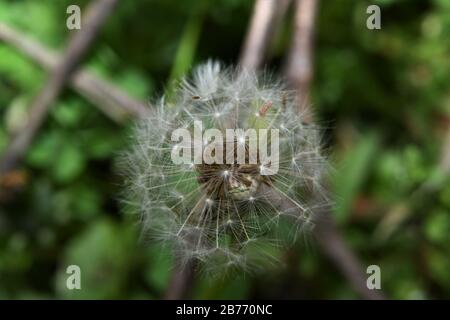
0 0 118 176
240 0 291 71
285 0 317 122
0 22 147 122
284 0 385 300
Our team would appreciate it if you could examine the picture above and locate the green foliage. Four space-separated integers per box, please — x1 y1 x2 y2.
55 220 138 299
333 133 379 222
168 7 205 85
0 46 44 93
143 246 173 294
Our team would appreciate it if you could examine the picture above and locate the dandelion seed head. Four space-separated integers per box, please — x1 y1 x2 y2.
118 61 330 273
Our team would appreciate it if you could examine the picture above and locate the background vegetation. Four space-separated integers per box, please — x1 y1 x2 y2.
0 0 449 299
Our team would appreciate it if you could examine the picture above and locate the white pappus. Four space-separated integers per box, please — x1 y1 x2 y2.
118 61 330 273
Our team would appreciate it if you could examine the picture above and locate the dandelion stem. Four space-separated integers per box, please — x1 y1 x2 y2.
164 259 196 300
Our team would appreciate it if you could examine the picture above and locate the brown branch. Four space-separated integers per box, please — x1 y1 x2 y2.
0 0 118 176
0 22 147 122
285 0 318 121
239 0 291 71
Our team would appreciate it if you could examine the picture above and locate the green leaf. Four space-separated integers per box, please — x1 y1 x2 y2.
51 144 86 183
425 210 449 243
55 220 137 299
0 46 43 91
168 6 206 86
115 69 152 99
72 186 102 220
28 132 87 183
81 128 124 159
145 246 173 293
27 132 62 168
333 133 379 223
51 99 86 128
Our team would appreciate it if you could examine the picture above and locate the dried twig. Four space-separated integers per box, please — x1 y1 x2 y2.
285 0 318 121
239 0 291 71
0 22 147 122
0 0 118 176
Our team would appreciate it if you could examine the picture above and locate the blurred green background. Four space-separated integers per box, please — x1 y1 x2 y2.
0 0 449 299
